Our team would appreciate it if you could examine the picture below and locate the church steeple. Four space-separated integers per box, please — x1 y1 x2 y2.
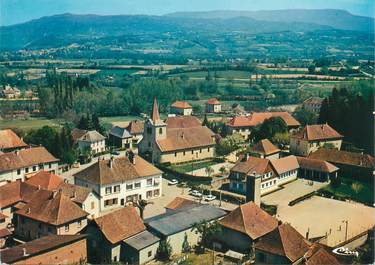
151 97 161 122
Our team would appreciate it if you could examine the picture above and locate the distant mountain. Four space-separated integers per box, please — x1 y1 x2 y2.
0 13 333 50
166 9 374 32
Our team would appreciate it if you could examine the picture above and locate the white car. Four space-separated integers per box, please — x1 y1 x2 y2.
204 194 216 202
190 190 203 197
168 179 179 185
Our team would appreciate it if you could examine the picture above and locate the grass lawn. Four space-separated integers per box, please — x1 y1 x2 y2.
0 118 62 131
99 115 141 124
320 179 373 204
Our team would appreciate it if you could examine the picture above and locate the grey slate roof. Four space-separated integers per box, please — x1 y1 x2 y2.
79 130 105 142
123 230 160 250
109 126 132 139
146 204 227 236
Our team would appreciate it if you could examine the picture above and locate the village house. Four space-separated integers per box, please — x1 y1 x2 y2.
290 124 343 156
84 207 157 264
255 223 311 264
139 98 216 164
303 243 341 265
72 128 106 155
0 234 87 265
229 156 278 195
302 97 324 114
14 189 88 241
170 101 193 116
0 147 59 185
226 112 300 140
126 120 144 145
216 201 278 253
146 204 226 255
206 98 222 113
0 129 28 152
108 125 133 149
296 156 339 182
26 171 100 218
74 152 162 212
250 139 280 160
1 85 21 99
309 148 374 180
164 197 198 214
0 226 12 248
270 155 300 186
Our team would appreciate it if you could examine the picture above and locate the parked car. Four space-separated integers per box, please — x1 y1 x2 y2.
204 194 216 201
168 179 179 185
111 151 120 156
190 190 203 197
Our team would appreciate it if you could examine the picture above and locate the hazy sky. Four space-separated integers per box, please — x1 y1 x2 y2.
1 0 374 26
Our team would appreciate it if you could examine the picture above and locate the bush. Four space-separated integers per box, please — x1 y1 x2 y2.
156 240 172 261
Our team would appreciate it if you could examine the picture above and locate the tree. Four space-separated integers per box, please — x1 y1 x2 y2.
205 166 214 178
308 64 316 74
156 240 172 261
219 166 227 175
181 233 191 253
133 199 153 220
192 220 222 253
251 117 288 142
293 106 317 126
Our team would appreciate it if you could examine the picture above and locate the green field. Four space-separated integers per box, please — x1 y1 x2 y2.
0 118 62 130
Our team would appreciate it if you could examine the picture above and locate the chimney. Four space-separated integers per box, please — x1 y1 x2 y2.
23 248 29 257
128 151 135 165
15 150 19 156
26 208 31 214
109 157 114 168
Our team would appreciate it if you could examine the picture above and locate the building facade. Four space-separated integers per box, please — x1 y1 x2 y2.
170 101 193 116
72 129 106 155
108 126 133 149
206 98 222 113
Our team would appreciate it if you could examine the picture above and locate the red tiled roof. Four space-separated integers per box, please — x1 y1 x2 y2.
309 148 374 169
151 98 161 122
165 197 198 211
227 112 300 128
231 156 274 175
94 207 145 244
291 124 343 141
26 171 63 191
157 126 215 152
0 181 38 208
0 228 11 238
0 129 27 150
165 116 202 129
0 147 59 172
252 139 280 155
74 155 162 185
297 156 339 173
16 190 88 225
255 223 311 263
0 212 8 219
207 98 221 105
304 243 341 265
0 234 86 264
126 120 144 135
271 156 300 175
219 201 278 240
171 101 192 109
71 128 87 143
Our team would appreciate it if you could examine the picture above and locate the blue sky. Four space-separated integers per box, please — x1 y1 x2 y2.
1 0 374 26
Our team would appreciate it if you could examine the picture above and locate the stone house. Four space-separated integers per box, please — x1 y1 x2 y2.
85 207 154 264
14 189 88 241
255 223 311 264
226 112 300 140
0 129 28 153
108 126 133 149
126 120 144 146
170 101 193 116
139 98 216 164
0 147 59 185
0 234 87 265
290 124 343 156
72 129 106 155
302 97 324 114
206 98 221 113
216 201 278 253
146 204 227 255
74 152 162 212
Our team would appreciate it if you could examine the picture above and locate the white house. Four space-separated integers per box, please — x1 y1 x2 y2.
170 101 193 116
72 129 106 155
0 147 59 185
73 152 162 213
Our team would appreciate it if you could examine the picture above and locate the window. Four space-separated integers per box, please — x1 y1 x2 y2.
174 152 177 157
126 184 133 190
105 187 112 195
208 147 210 152
114 185 120 193
159 128 163 134
65 224 69 232
104 198 118 207
183 151 186 156
33 166 37 171
91 202 95 210
154 189 160 196
135 182 141 189
78 220 82 228
25 168 29 173
49 163 52 169
113 256 117 262
17 169 21 175
121 199 125 205
147 178 153 186
147 191 153 198
200 149 202 153
148 251 152 257
191 150 194 154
